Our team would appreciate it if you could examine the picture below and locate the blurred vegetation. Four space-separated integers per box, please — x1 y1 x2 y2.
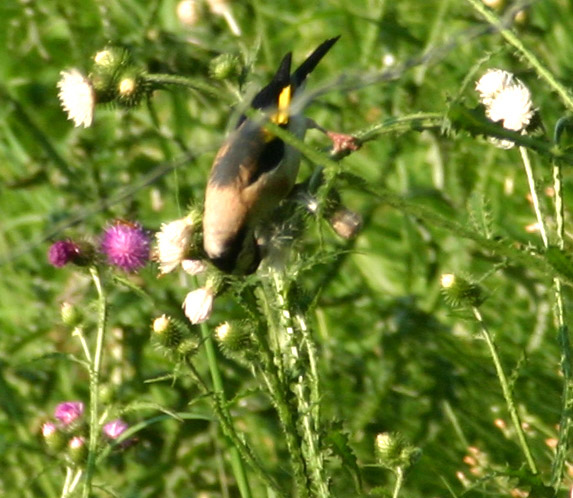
1 0 573 496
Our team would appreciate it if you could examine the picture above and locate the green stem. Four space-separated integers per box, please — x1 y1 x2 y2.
466 0 573 112
82 267 108 498
197 321 252 498
519 146 548 247
392 468 405 498
471 307 538 475
144 73 228 100
550 159 573 489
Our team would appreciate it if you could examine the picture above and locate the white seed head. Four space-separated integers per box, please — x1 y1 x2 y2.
475 68 513 105
57 69 95 128
183 287 214 324
155 216 195 274
486 83 533 131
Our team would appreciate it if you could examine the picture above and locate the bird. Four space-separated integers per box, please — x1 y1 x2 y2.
203 36 357 274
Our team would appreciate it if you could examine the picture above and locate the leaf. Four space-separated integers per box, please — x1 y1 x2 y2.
546 246 573 282
324 422 362 493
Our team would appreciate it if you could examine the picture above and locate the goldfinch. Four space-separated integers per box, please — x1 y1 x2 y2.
203 36 355 274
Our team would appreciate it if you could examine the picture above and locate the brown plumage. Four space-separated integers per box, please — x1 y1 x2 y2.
203 37 341 274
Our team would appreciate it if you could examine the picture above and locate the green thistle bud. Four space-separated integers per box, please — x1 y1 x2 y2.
177 337 200 357
93 47 130 71
375 432 420 472
215 321 252 353
61 302 81 327
440 273 484 308
115 68 148 108
67 436 87 465
152 315 183 350
209 54 242 81
42 422 66 452
98 383 116 405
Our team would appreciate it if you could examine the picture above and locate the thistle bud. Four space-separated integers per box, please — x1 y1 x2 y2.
440 273 484 308
375 432 420 472
61 302 81 327
93 47 130 72
89 47 130 104
329 208 363 239
67 436 87 465
42 422 66 452
152 315 184 350
215 321 252 353
115 68 147 108
209 54 242 81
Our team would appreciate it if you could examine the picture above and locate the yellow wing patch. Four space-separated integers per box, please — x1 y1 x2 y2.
272 85 292 126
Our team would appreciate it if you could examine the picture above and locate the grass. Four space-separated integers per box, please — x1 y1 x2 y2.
1 0 573 496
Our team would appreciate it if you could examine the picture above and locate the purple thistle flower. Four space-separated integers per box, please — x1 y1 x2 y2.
48 240 81 267
101 221 150 272
103 419 129 439
54 401 84 425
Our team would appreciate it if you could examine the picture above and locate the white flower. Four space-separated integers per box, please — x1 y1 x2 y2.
487 84 533 131
181 259 207 275
476 68 534 149
183 287 214 324
475 69 513 105
57 69 95 128
155 215 195 274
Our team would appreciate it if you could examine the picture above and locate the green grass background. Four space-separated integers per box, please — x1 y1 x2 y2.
1 0 572 496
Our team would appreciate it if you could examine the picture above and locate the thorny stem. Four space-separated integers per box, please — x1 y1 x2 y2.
268 271 329 498
144 73 229 100
471 307 538 475
550 159 573 489
82 267 108 498
255 284 311 498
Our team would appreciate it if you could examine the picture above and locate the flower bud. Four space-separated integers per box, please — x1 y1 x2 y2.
215 321 252 353
61 302 81 327
67 436 87 464
103 419 129 440
209 54 242 81
152 315 183 350
89 47 130 104
329 208 363 239
54 401 84 426
115 68 147 108
42 422 66 452
440 273 484 308
375 432 420 472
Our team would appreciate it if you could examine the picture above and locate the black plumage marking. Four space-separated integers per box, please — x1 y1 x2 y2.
249 138 285 184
